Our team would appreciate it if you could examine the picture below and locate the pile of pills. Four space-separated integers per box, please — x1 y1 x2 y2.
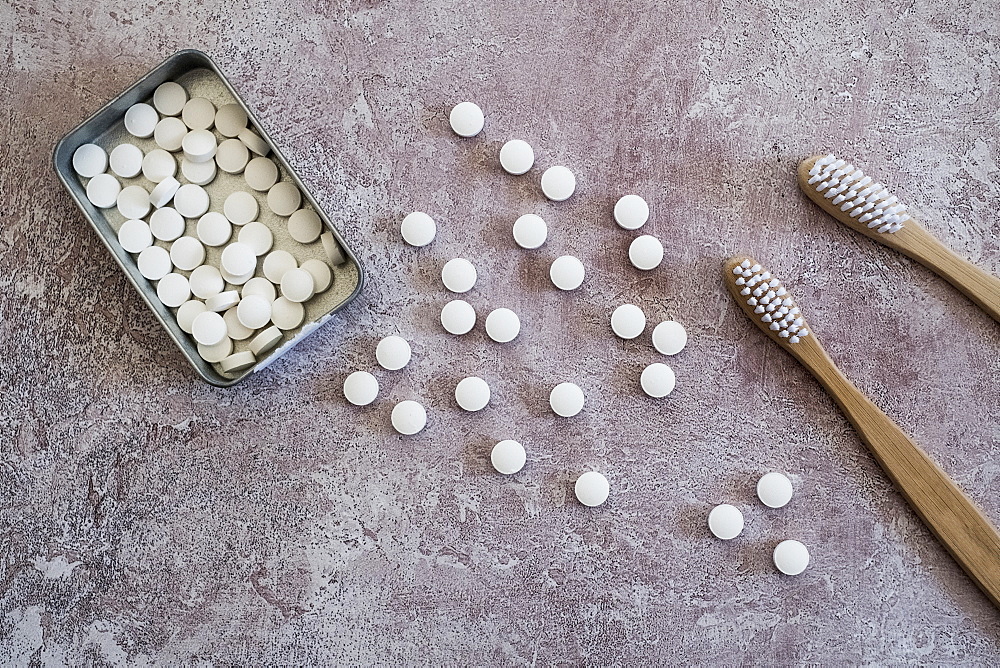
708 472 810 576
71 78 349 375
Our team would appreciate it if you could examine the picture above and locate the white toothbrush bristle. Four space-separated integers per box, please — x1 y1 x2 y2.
729 258 811 345
805 156 908 234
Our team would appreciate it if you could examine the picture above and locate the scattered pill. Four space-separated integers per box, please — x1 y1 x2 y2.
169 236 205 271
629 234 663 271
148 176 181 209
270 297 305 330
173 184 210 218
236 294 272 329
499 140 534 175
152 81 187 116
189 265 225 299
287 209 322 244
491 440 526 475
549 382 584 417
376 335 411 370
614 195 649 230
611 304 646 339
540 166 576 201
300 259 332 293
708 504 744 540
181 129 217 163
244 157 279 191
441 258 477 293
223 306 254 341
757 472 794 509
652 321 687 355
243 276 276 302
176 300 207 333
216 138 250 174
391 400 427 435
109 143 143 178
773 539 810 575
575 471 610 507
215 104 248 138
222 266 254 286
196 212 232 246
249 326 283 356
149 206 185 242
156 272 190 307
262 249 297 283
440 299 476 335
197 337 233 363
181 157 216 186
238 127 270 157
640 363 675 398
449 102 484 137
220 351 256 374
321 231 347 265
191 310 227 346
116 185 150 219
124 103 158 139
72 143 108 178
238 221 274 256
137 246 172 280
221 242 257 278
181 97 216 130
400 211 436 247
267 182 301 216
512 214 547 249
343 371 379 406
153 117 187 152
223 191 258 226
206 290 240 313
550 255 585 291
141 148 176 183
455 376 490 412
117 219 153 253
485 308 520 343
280 268 315 303
86 173 121 208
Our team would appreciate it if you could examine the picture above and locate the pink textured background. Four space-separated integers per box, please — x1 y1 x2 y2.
3 0 999 664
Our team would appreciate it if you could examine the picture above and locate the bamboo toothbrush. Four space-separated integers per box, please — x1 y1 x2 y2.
723 255 1000 608
798 154 1000 322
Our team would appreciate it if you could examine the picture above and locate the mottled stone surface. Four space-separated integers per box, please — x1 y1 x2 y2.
3 1 999 664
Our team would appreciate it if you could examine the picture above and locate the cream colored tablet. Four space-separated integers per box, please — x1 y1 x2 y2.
237 294 272 329
124 103 158 139
271 297 305 330
455 376 490 412
153 117 187 152
549 382 584 417
220 351 256 373
238 128 270 156
280 268 315 303
485 308 520 343
206 290 240 313
321 231 347 265
267 182 301 216
169 236 205 271
288 209 322 243
757 472 794 509
250 326 283 356
629 235 663 271
73 143 107 178
176 299 207 334
491 440 526 475
148 176 181 209
262 250 297 283
181 157 216 186
189 265 225 299
196 212 231 247
652 321 687 355
549 255 585 291
499 140 534 175
449 102 484 137
109 143 143 178
391 400 427 435
540 166 576 201
116 185 150 219
181 97 216 130
640 363 675 398
223 191 258 226
440 299 476 335
244 157 278 191
611 304 646 340
238 222 274 256
441 258 477 293
773 540 809 575
221 242 257 277
223 306 254 341
181 129 217 164
575 472 610 507
400 212 435 247
512 214 547 249
216 138 249 174
141 148 176 183
197 337 233 363
215 104 248 138
614 195 649 230
117 219 153 253
708 504 744 540
152 81 187 116
242 276 276 302
343 371 379 406
376 335 411 370
137 246 172 280
149 207 184 242
300 259 332 293
191 311 227 347
86 174 120 208
156 273 190 307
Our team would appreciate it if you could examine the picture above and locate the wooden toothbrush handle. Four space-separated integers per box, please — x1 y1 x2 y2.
802 348 1000 607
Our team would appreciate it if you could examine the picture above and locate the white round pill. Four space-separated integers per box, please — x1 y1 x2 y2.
156 272 190 307
773 540 810 575
376 335 411 370
149 207 185 242
154 117 187 152
189 265 224 299
216 138 249 174
485 308 520 343
148 176 181 209
238 128 270 157
141 148 176 183
223 306 254 341
491 440 526 475
173 184 209 218
262 250 297 284
440 299 476 335
652 320 688 355
343 371 379 406
124 103 158 139
611 304 646 339
236 294 272 329
441 258 477 293
169 236 205 271
117 219 152 253
270 297 304 330
196 212 231 246
191 310 227 346
449 102 484 137
629 234 664 271
640 363 676 398
549 382 584 417
455 376 490 412
153 81 187 116
224 191 258 226
541 166 576 201
116 185 150 219
238 221 274 256
244 157 278 192
221 242 257 277
181 97 215 130
300 259 332 293
708 504 744 540
86 173 120 208
137 246 172 280
243 276 276 302
72 143 107 178
321 231 347 266
391 400 427 435
197 337 233 364
512 214 547 249
181 129 217 164
206 290 240 313
400 211 436 247
181 157 216 186
250 326 283 356
280 268 315 303
499 139 534 175
176 299 207 333
614 195 649 230
220 351 256 374
215 104 247 138
575 471 610 507
109 143 143 178
550 255 585 291
287 209 322 244
757 472 794 509
267 182 301 217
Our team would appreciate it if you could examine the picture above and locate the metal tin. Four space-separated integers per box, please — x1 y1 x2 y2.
53 49 364 386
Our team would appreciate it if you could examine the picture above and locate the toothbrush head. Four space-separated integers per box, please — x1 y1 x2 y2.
798 154 911 236
722 256 815 347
